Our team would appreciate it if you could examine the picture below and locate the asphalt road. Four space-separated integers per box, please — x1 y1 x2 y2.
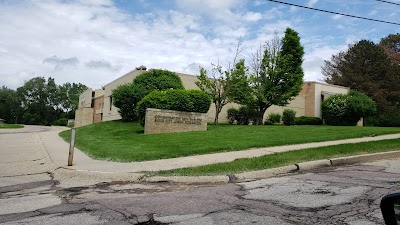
1 126 399 225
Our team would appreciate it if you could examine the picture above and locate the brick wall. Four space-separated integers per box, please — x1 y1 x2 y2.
74 108 94 128
304 82 316 117
93 96 104 123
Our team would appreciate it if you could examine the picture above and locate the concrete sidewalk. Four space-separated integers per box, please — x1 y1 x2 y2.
38 126 400 173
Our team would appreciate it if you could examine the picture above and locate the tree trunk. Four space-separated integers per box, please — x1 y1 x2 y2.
214 104 220 125
258 109 266 125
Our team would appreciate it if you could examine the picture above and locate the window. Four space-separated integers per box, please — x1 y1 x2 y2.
109 96 112 111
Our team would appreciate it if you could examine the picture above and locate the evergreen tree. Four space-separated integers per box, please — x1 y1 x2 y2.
322 40 395 113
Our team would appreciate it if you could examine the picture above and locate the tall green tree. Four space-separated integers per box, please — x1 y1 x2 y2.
322 39 398 119
17 77 60 125
58 82 88 118
230 28 304 124
0 86 22 123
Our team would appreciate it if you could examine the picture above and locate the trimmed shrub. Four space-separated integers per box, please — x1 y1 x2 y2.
137 89 211 126
282 109 296 125
237 106 258 125
267 113 281 124
133 69 184 95
237 106 250 125
322 90 376 126
227 108 239 124
112 69 185 122
112 84 146 121
264 120 273 125
294 116 322 125
226 106 258 125
53 118 68 126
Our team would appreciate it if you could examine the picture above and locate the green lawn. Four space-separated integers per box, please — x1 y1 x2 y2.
59 121 400 162
155 138 400 176
0 124 24 129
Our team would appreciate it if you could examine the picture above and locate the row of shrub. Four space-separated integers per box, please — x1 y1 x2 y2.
227 106 259 125
227 107 322 126
294 116 322 125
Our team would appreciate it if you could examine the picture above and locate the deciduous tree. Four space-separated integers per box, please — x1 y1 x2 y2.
58 82 88 118
195 40 244 125
0 86 21 123
230 28 304 125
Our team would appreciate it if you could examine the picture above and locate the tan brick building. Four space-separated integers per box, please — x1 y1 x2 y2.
75 67 350 127
74 88 104 127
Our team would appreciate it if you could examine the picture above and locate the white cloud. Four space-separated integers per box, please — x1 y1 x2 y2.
243 12 262 22
307 0 319 7
369 10 378 16
0 1 235 89
2 0 392 90
331 14 344 20
175 0 243 22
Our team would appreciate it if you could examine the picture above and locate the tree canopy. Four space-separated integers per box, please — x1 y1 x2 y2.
322 35 400 126
229 28 304 124
0 86 20 124
112 69 185 121
195 40 243 125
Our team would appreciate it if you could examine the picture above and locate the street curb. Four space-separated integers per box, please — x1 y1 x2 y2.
54 167 145 182
144 175 230 183
235 165 298 181
142 150 400 184
296 159 332 171
330 150 400 166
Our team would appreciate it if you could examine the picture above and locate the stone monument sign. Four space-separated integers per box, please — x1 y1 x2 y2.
144 108 207 134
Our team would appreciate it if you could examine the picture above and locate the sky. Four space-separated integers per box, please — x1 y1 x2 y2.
1 0 399 90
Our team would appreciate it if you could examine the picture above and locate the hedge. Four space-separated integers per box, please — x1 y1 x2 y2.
226 106 258 125
267 113 281 124
294 116 322 125
137 89 211 126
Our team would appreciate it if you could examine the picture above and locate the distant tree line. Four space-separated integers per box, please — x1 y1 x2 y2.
323 33 400 126
0 77 87 125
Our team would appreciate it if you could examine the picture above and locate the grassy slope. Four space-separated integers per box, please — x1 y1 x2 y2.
155 138 400 176
59 121 400 162
0 124 24 129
